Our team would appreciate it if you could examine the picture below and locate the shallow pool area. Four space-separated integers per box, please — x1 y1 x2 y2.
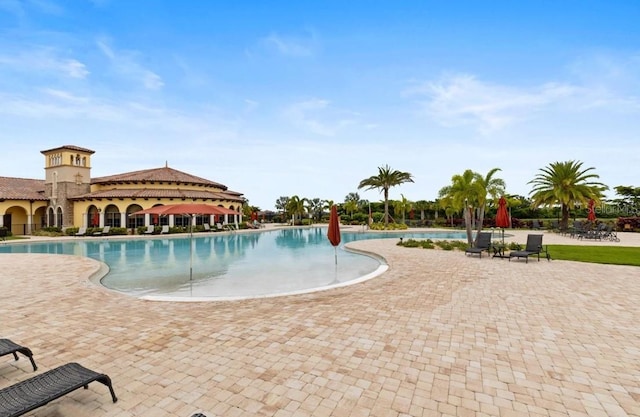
0 228 468 300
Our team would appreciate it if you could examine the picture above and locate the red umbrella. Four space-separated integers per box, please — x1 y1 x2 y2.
495 196 509 244
327 205 341 264
133 203 233 216
91 211 99 227
496 196 509 228
587 199 596 222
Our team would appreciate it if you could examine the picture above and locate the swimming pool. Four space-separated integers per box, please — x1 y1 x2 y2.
0 228 468 300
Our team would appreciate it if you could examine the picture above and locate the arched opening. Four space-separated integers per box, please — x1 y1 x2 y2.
126 204 144 229
47 207 55 227
104 204 121 227
56 207 63 227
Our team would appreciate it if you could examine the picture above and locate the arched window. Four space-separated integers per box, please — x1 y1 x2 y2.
56 207 63 227
104 204 121 227
126 204 144 229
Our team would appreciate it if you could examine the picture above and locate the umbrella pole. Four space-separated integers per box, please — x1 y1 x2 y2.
189 215 194 280
334 247 337 265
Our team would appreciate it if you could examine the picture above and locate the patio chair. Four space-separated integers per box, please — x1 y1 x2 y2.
531 219 542 230
160 225 169 234
93 225 111 236
0 339 37 371
464 232 492 258
0 362 117 417
601 223 620 242
509 234 544 263
143 225 155 234
74 227 87 237
203 223 213 232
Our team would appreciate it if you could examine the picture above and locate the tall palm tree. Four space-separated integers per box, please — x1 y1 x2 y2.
392 194 412 224
286 195 308 225
413 200 430 221
343 200 358 217
358 165 414 227
529 160 608 230
474 168 506 235
439 169 482 245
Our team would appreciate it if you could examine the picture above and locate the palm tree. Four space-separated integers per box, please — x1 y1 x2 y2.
439 169 482 245
343 200 358 217
344 192 360 204
392 194 412 224
413 200 430 222
286 195 308 225
474 168 506 235
358 165 414 227
529 160 608 231
305 198 324 222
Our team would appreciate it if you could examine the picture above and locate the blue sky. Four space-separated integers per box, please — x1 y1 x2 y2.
1 1 639 210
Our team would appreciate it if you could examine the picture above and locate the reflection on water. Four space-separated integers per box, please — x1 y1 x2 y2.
0 228 465 299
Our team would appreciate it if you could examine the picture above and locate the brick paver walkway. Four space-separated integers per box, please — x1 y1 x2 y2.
1 229 639 416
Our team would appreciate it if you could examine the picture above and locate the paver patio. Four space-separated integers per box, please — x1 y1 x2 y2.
1 229 639 416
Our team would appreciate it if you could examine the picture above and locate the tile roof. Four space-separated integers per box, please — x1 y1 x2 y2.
70 188 244 202
40 145 95 154
0 176 47 200
92 166 229 189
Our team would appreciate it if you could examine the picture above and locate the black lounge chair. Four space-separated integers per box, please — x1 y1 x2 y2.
0 362 117 417
464 232 492 258
509 234 544 263
0 339 37 371
191 414 207 417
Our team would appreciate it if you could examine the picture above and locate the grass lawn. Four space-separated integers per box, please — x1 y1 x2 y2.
546 245 640 266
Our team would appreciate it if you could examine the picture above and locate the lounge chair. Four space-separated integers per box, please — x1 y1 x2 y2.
74 227 87 237
93 225 110 236
0 339 37 371
464 232 492 258
160 225 169 234
203 223 212 232
531 219 542 230
509 234 544 263
143 225 155 234
0 362 117 417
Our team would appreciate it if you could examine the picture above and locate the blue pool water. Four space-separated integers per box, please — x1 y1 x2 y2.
0 228 468 300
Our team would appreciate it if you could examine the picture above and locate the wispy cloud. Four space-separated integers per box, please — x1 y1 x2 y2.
406 73 579 134
282 98 360 136
0 48 89 79
97 38 164 90
260 30 318 57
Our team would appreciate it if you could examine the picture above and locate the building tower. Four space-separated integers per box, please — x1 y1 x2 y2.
41 145 94 228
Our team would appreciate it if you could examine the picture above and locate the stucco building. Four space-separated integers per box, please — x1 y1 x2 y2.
0 145 244 235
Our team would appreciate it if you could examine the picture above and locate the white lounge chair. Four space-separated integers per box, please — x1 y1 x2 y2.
75 227 87 237
93 226 110 236
160 225 169 234
143 225 155 234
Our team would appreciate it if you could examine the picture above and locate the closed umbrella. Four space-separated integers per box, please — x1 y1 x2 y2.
130 203 235 280
495 196 509 244
92 211 99 227
587 199 596 222
327 205 341 265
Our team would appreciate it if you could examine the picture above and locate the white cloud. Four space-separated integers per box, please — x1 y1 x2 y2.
406 73 579 134
260 31 318 57
0 49 89 79
96 38 164 90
